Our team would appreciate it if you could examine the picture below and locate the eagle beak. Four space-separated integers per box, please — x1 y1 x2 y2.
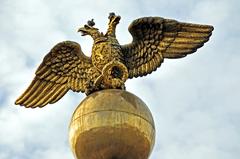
114 16 121 23
77 27 88 36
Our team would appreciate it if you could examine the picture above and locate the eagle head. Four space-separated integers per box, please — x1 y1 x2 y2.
108 12 121 25
78 19 101 39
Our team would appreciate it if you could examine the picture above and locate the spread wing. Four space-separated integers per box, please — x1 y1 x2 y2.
15 41 93 108
121 17 214 78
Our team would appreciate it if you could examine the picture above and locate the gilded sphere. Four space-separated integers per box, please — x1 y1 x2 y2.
69 89 155 159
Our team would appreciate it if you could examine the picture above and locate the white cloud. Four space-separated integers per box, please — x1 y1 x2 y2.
0 0 240 159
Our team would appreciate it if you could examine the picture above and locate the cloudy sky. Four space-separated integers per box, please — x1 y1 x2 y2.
0 0 240 158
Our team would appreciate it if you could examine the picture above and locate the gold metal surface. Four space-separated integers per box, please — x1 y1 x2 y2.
69 89 155 159
15 12 213 108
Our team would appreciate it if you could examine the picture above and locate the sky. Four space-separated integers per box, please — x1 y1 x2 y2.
0 0 240 159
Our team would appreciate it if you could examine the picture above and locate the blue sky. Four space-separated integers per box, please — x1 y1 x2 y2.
0 0 240 159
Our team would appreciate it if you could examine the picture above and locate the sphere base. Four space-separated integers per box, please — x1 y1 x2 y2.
69 89 155 159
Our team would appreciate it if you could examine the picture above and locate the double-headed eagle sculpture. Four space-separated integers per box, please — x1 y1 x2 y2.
15 13 213 108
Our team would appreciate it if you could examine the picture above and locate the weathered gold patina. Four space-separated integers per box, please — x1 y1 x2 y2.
69 89 155 159
14 13 214 159
15 12 213 108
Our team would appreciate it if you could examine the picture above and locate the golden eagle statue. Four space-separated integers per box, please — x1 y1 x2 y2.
15 13 213 108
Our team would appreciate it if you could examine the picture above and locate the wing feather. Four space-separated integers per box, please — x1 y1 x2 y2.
15 41 93 108
121 17 213 78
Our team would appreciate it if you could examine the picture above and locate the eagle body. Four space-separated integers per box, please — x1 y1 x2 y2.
91 37 123 71
15 13 213 108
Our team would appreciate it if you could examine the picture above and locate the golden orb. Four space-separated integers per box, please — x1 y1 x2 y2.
69 89 155 159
